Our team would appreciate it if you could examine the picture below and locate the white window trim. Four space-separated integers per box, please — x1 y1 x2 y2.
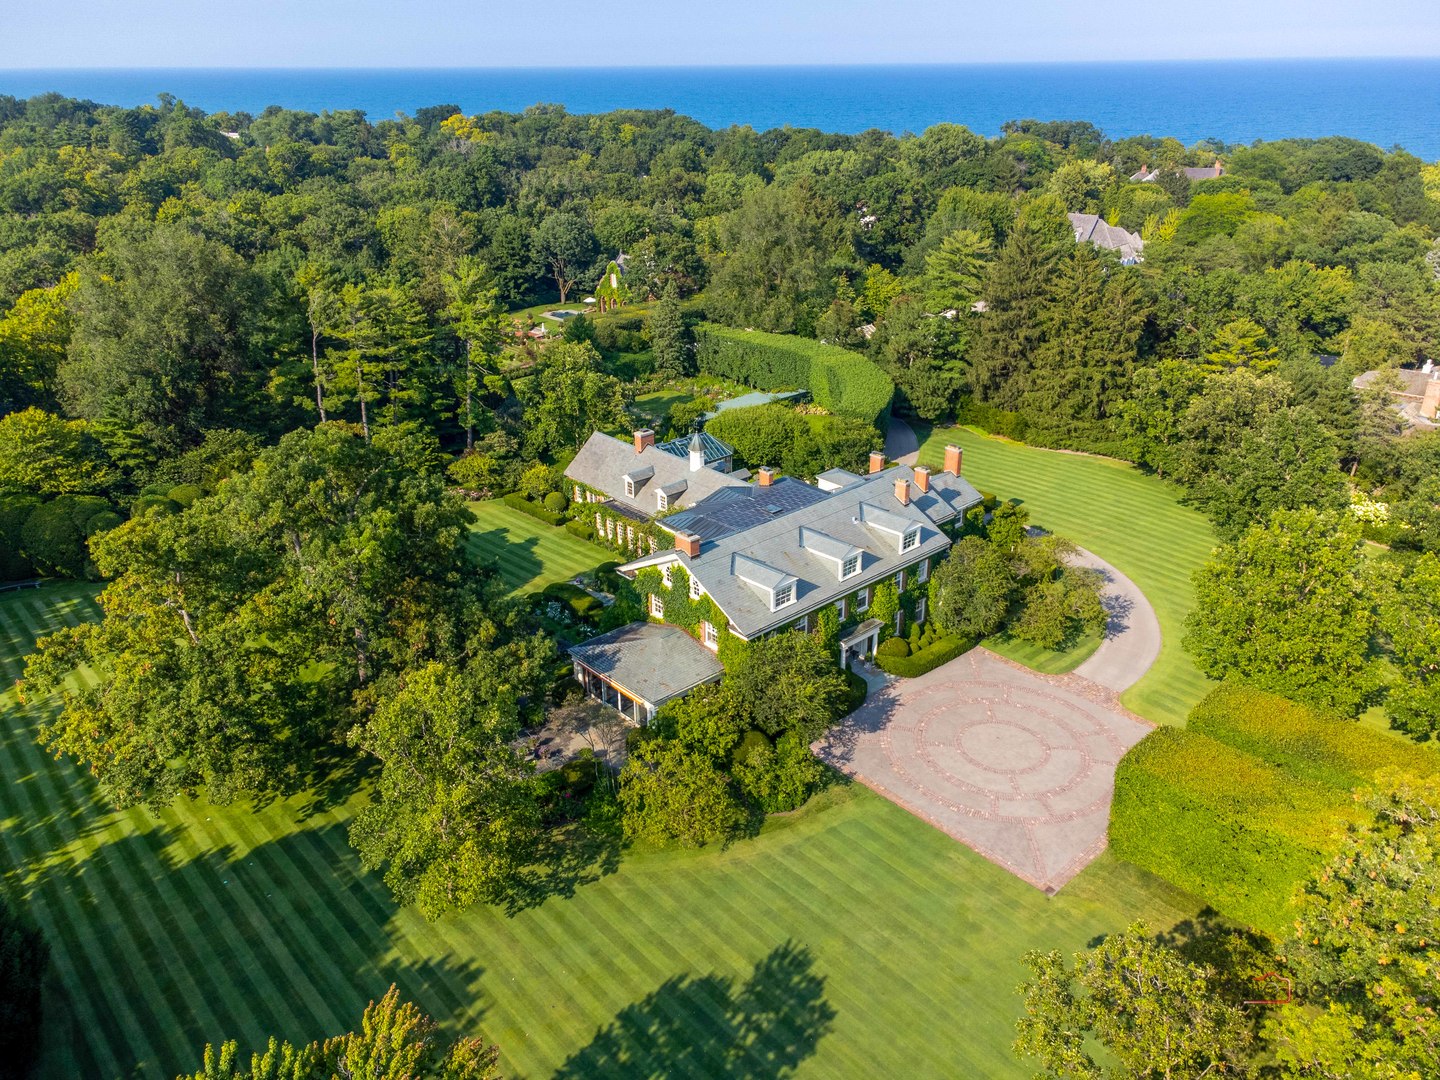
841 553 861 580
624 477 636 498
901 527 920 553
662 565 673 587
916 595 927 624
656 490 669 511
771 582 796 610
703 621 719 649
917 557 929 583
856 587 870 613
690 575 703 599
894 570 905 591
649 594 663 617
834 597 846 620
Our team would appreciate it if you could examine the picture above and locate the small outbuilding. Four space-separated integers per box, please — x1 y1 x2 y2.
568 621 724 724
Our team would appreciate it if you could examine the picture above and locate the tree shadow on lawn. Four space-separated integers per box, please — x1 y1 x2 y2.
17 816 492 1077
498 819 623 917
552 940 836 1079
466 527 546 592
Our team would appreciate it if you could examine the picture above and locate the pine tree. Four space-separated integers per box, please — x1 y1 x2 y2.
648 282 691 378
968 224 1060 409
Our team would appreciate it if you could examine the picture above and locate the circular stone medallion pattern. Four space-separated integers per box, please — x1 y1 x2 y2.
958 720 1050 773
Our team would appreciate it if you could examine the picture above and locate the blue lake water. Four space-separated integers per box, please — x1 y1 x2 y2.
3 61 1440 159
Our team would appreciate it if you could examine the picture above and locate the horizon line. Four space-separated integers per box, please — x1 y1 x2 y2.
3 55 1440 74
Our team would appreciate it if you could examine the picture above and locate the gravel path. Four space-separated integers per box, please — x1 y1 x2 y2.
884 415 919 465
1069 547 1163 694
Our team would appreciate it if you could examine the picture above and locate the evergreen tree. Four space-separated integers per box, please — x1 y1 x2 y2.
968 223 1061 409
648 282 691 378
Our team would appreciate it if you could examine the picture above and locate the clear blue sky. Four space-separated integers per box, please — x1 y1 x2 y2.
8 0 1440 67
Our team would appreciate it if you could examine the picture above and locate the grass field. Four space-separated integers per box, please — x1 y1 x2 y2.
0 583 1207 1079
464 501 609 596
916 426 1218 726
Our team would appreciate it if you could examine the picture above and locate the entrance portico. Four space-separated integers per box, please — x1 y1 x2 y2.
839 618 883 669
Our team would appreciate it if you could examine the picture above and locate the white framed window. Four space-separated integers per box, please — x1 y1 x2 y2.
834 598 846 620
703 621 719 649
841 553 860 579
656 490 669 511
796 613 809 633
662 564 673 587
894 570 905 591
902 527 919 552
916 596 927 624
649 594 663 617
624 477 636 498
917 558 929 583
856 587 870 613
690 575 703 599
772 582 795 609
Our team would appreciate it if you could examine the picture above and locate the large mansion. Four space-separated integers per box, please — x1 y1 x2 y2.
564 431 982 723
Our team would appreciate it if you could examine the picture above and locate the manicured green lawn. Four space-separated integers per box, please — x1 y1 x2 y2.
629 389 696 429
985 627 1102 675
464 501 610 596
916 427 1218 726
1 584 1205 1079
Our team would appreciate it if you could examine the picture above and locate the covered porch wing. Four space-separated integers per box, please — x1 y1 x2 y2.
839 618 884 669
567 621 725 724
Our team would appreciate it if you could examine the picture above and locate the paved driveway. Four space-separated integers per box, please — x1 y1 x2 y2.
815 650 1151 893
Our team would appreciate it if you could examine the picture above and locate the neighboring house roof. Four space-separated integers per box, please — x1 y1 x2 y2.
661 476 831 542
1068 213 1144 264
565 432 748 514
656 430 733 466
700 389 809 420
567 621 723 708
1130 162 1225 183
1353 367 1440 428
816 467 864 491
621 465 982 639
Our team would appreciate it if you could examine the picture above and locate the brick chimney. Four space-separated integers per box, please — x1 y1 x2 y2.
869 451 886 474
894 477 910 505
675 531 701 557
943 444 963 476
634 429 654 454
913 466 931 492
1213 158 1223 177
757 466 776 486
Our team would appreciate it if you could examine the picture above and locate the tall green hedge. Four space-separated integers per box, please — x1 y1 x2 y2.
1188 684 1440 792
1110 727 1362 936
694 324 894 428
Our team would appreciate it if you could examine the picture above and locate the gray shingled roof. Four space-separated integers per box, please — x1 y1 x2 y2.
565 432 747 515
656 430 733 466
567 621 724 707
660 476 831 542
1068 213 1144 264
816 467 865 490
621 465 981 638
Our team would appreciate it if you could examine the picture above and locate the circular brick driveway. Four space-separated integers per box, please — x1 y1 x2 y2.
815 649 1151 893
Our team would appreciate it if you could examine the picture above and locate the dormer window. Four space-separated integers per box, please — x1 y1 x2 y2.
625 477 636 498
841 553 860 579
656 489 669 511
772 582 795 609
902 527 920 552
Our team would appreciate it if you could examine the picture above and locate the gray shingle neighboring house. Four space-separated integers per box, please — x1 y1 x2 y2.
1068 213 1144 265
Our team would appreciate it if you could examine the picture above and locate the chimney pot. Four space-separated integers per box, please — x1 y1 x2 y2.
868 451 886 474
634 429 655 454
675 531 701 557
895 478 910 505
944 444 963 476
914 466 931 492
757 466 776 487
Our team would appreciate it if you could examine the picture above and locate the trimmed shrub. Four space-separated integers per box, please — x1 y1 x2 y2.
541 581 602 619
83 510 124 537
0 493 40 581
501 491 563 527
166 483 203 508
1188 684 1440 792
876 637 911 659
1110 727 1362 936
694 323 894 427
875 635 974 678
543 490 569 514
19 495 115 579
564 518 597 543
731 729 772 767
130 494 181 517
844 668 867 714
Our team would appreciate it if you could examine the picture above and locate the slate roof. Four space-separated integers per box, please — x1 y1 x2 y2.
660 476 831 542
567 621 724 707
621 465 982 639
656 430 733 466
816 467 865 490
565 432 747 515
1068 213 1144 264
